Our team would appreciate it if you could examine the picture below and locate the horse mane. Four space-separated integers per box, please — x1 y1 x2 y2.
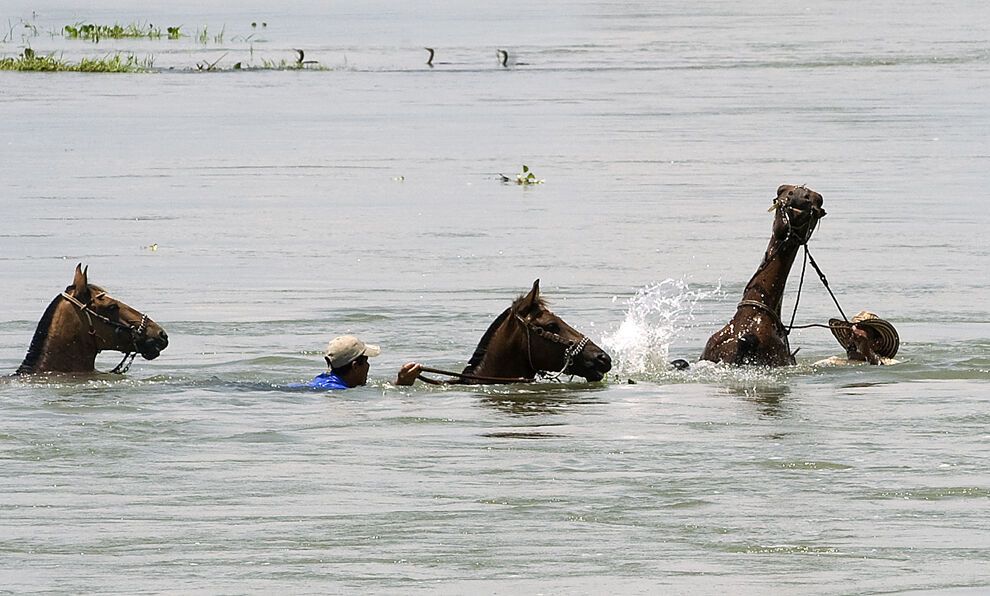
463 307 511 375
461 293 547 375
16 295 62 375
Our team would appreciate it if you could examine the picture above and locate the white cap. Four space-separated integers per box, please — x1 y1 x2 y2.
323 335 381 369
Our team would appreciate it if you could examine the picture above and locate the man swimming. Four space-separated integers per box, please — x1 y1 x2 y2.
302 335 422 389
816 311 900 366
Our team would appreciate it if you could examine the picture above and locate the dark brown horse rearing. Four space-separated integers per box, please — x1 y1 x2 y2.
15 264 169 375
420 280 612 384
701 185 826 367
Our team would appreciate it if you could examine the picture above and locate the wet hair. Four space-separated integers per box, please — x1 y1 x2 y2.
462 307 511 376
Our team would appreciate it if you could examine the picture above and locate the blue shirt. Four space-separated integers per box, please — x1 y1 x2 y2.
294 371 351 390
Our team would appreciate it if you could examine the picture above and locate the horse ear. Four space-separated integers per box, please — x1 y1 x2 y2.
515 279 541 314
776 185 792 198
71 263 89 298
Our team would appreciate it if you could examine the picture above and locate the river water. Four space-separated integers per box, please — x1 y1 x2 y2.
1 1 988 593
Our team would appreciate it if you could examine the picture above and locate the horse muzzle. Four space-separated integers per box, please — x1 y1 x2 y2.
138 329 169 360
569 348 612 382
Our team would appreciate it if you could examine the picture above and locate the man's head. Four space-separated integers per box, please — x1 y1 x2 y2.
324 335 381 387
829 311 900 361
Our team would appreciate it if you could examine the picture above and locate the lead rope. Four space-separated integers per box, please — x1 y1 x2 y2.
785 243 850 334
416 367 532 384
805 245 849 323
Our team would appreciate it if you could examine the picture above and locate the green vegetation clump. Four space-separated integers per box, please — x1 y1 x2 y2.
0 49 152 72
500 165 545 185
62 22 181 42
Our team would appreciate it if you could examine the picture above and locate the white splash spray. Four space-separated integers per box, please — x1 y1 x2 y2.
603 279 723 375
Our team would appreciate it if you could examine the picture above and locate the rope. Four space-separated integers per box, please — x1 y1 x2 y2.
805 247 849 323
787 245 809 331
416 366 532 385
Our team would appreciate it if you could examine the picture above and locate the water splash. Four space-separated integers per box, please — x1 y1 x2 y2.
603 279 722 375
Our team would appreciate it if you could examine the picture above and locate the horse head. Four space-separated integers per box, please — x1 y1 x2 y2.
509 279 612 382
771 184 826 245
65 264 169 361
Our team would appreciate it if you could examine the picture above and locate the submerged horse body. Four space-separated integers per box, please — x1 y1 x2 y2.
15 264 169 375
701 185 826 367
434 280 612 384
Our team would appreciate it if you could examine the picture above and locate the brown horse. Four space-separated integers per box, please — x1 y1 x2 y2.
700 185 826 367
15 264 169 375
424 280 612 384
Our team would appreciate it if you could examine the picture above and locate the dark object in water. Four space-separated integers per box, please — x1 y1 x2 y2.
670 359 690 370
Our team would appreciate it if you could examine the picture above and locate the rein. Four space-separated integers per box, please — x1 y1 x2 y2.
60 291 150 374
416 366 532 385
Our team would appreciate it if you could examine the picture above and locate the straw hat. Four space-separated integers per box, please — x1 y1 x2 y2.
829 311 899 358
324 335 381 369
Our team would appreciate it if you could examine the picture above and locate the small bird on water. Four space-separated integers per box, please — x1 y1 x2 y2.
497 49 508 67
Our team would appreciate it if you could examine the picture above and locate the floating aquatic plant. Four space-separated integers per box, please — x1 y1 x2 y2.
62 22 181 42
500 165 544 185
0 48 152 72
194 25 224 44
196 53 226 71
257 56 326 70
3 18 41 43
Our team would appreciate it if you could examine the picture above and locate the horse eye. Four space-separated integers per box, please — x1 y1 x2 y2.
546 322 561 333
106 303 120 314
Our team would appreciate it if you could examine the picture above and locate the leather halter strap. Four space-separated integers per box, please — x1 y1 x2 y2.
737 299 787 334
60 291 150 373
514 313 590 381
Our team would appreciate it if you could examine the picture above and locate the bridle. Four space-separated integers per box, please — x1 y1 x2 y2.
768 189 823 256
514 313 590 381
60 290 151 374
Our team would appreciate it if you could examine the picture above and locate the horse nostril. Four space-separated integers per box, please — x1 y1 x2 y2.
597 352 612 370
158 330 169 346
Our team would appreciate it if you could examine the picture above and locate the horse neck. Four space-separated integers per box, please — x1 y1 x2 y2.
31 300 99 373
742 229 803 313
470 319 535 380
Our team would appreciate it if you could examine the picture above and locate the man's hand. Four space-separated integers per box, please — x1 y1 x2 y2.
395 362 423 386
